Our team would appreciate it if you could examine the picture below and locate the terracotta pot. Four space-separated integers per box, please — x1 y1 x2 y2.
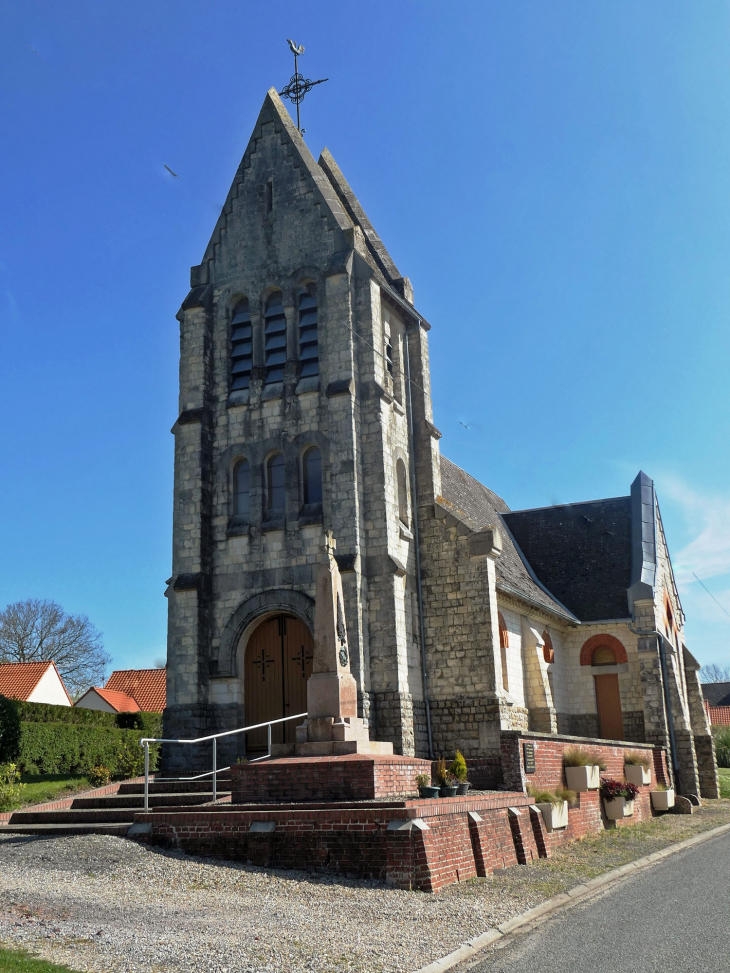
650 789 675 810
604 796 634 819
536 800 569 831
625 764 651 786
565 765 600 791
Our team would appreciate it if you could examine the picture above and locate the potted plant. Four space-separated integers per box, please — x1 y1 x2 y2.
449 750 470 795
601 778 640 819
435 758 458 797
527 785 574 831
562 747 603 791
624 752 652 786
416 772 440 799
650 783 675 811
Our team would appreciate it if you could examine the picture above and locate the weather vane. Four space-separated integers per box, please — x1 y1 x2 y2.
279 39 328 133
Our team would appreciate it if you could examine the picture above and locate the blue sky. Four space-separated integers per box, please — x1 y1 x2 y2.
1 0 729 674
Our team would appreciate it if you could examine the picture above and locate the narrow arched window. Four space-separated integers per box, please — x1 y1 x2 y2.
396 459 409 526
298 284 319 377
264 291 287 384
233 459 250 517
303 447 322 505
267 453 285 512
498 612 510 692
230 298 252 391
542 630 554 664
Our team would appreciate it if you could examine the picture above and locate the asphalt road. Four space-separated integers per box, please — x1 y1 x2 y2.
465 833 730 973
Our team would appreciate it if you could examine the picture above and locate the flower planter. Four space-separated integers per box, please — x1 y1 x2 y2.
604 796 635 820
439 785 458 798
650 789 675 811
565 765 600 791
625 764 651 786
536 800 569 831
456 782 471 796
418 785 440 799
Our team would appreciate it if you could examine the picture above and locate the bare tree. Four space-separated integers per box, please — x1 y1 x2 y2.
0 599 110 700
699 663 730 684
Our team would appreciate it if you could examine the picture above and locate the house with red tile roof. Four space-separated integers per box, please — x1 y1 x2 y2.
74 668 166 713
0 661 72 706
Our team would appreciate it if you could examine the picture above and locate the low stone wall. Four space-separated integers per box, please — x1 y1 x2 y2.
231 754 432 803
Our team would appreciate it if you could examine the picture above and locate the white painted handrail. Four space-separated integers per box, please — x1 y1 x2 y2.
139 711 307 811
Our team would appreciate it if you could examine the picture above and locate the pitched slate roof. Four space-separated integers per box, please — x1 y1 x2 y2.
502 498 633 622
701 682 730 707
104 669 166 712
0 661 71 704
439 457 576 621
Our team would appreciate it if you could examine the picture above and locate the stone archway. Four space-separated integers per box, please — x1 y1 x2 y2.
216 589 315 677
243 613 314 753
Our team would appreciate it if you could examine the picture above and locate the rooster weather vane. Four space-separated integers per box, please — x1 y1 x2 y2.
279 39 328 133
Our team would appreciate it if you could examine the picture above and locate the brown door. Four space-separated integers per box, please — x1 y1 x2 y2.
244 614 313 753
594 674 624 740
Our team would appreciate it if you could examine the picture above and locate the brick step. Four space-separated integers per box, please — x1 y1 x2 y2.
72 792 230 810
118 779 232 795
8 808 151 825
1 822 133 836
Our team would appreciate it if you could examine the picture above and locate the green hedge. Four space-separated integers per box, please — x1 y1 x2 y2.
0 696 163 774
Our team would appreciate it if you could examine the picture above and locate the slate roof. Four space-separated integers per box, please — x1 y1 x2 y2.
701 682 730 707
104 669 166 712
439 457 575 621
502 498 633 622
77 687 140 713
0 661 71 704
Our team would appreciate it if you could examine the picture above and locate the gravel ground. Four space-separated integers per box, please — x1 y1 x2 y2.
2 801 730 973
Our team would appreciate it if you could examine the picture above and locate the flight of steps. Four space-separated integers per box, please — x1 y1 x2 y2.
1 778 232 837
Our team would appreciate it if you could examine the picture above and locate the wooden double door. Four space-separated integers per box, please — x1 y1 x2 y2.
244 614 313 753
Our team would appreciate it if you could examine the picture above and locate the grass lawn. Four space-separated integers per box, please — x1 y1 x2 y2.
717 767 730 798
17 774 93 808
0 947 81 972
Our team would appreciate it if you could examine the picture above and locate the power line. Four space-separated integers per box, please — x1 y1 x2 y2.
693 572 730 619
346 322 427 397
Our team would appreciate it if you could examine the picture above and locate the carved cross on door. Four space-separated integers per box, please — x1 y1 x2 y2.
292 643 313 678
252 646 275 682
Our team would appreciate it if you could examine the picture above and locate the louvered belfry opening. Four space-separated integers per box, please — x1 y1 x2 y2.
230 298 252 391
264 291 287 384
298 283 319 377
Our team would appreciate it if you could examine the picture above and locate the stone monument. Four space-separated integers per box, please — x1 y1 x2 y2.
295 533 393 756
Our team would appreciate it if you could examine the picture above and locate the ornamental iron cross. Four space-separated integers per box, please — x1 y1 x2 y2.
279 39 328 133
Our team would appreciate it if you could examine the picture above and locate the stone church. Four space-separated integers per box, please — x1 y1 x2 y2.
164 88 716 798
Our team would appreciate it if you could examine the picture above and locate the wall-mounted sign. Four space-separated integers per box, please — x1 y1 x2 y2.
523 742 536 774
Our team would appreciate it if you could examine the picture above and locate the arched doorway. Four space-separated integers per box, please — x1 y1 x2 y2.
244 614 313 753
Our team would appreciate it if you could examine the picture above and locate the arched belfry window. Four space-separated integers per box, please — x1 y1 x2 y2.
542 630 554 664
396 459 409 526
267 453 285 512
233 459 250 517
230 298 252 391
264 291 287 384
298 284 319 377
302 447 322 505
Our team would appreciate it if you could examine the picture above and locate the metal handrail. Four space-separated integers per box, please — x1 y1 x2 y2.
139 711 307 812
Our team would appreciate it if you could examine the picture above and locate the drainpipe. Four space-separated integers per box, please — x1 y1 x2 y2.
404 328 434 759
628 623 680 790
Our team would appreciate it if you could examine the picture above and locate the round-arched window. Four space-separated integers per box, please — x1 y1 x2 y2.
303 447 322 505
267 453 285 512
233 458 250 517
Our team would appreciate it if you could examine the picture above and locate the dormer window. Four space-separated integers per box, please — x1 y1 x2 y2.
298 284 319 378
264 291 287 384
230 298 252 391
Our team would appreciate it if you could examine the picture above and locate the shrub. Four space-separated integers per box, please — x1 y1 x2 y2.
434 758 449 787
713 727 730 768
16 722 158 776
112 742 145 780
415 772 430 788
624 751 652 770
600 778 640 801
563 746 607 771
449 750 468 782
527 784 575 805
0 695 22 763
87 766 112 787
0 762 25 811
